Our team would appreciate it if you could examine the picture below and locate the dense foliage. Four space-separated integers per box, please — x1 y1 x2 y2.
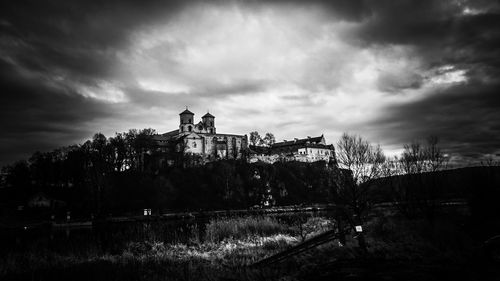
0 129 345 218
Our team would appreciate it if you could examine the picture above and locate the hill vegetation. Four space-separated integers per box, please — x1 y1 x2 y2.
0 129 347 219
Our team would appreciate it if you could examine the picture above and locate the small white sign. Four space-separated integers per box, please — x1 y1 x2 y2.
355 225 363 232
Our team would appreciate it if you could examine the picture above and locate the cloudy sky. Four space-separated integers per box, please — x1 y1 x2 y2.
1 0 499 167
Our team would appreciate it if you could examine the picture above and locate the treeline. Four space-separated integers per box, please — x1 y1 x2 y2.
0 129 346 218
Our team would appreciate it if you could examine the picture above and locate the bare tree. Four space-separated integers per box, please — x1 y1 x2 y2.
335 133 387 251
336 133 386 185
391 136 449 221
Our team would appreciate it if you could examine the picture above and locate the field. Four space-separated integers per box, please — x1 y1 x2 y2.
1 210 499 281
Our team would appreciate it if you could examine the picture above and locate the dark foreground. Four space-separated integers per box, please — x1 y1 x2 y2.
2 210 500 281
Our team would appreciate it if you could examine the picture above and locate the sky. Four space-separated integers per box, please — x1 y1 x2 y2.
1 0 499 167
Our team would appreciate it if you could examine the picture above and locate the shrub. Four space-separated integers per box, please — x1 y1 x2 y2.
290 216 335 241
124 241 166 256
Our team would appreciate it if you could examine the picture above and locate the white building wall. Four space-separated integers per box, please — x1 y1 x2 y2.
184 137 204 154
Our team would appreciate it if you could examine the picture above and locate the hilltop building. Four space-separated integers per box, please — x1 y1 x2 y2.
154 108 337 166
248 135 336 164
154 109 248 162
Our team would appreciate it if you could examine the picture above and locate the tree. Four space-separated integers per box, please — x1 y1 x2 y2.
336 133 386 184
108 133 127 172
83 134 113 215
249 131 262 146
133 128 157 171
335 133 386 251
262 133 276 147
480 155 500 167
391 136 448 221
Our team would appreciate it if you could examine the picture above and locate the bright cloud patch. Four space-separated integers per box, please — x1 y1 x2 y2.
119 3 444 145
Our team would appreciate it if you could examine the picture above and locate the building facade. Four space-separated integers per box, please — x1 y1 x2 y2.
248 135 336 164
154 109 248 162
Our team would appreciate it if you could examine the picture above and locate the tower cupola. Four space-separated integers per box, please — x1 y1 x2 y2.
202 112 215 134
179 108 195 133
179 108 194 124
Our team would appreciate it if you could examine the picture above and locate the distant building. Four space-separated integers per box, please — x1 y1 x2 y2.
248 135 336 164
154 109 248 163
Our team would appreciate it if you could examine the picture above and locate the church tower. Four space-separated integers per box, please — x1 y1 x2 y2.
202 112 216 134
179 108 194 133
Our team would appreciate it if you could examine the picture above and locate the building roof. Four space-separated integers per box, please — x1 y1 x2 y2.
162 129 179 137
179 109 194 115
272 135 324 148
202 112 215 118
270 143 334 154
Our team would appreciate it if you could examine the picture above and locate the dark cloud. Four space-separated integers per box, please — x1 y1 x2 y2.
0 59 114 166
0 0 189 83
0 0 191 166
371 80 500 162
351 1 500 69
341 0 500 163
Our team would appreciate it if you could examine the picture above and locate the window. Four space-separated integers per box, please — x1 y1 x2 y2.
188 119 191 123
188 126 192 132
210 122 213 126
193 142 197 148
181 127 184 132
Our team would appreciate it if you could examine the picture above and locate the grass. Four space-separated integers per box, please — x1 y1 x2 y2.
0 234 298 281
2 211 496 281
204 216 287 243
0 215 306 281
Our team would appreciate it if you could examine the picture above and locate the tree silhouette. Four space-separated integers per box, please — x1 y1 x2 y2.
249 131 262 146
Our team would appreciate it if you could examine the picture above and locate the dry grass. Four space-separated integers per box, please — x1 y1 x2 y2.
204 216 287 243
2 213 482 281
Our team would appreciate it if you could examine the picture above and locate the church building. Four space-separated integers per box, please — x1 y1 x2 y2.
154 109 248 161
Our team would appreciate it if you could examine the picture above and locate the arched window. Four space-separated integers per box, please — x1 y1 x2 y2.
210 128 213 134
181 127 184 132
188 126 192 132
